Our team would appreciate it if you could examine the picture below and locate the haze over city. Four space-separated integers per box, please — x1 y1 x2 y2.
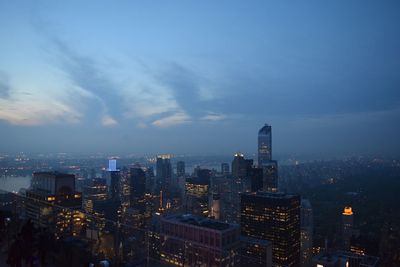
1 1 400 156
2 2 400 267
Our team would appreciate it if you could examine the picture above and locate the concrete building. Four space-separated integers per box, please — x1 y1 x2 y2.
157 214 241 266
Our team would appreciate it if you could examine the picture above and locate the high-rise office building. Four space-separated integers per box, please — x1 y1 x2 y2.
129 167 146 212
109 159 117 171
156 214 241 266
249 167 264 192
258 124 272 165
83 178 108 213
144 166 155 193
176 161 185 177
26 172 84 238
301 199 314 267
120 166 131 209
262 160 278 192
121 207 147 262
83 178 108 237
342 206 354 250
258 124 279 192
156 154 172 193
232 153 263 193
107 159 121 201
185 170 210 217
221 163 230 175
232 153 253 179
241 192 301 267
241 236 273 267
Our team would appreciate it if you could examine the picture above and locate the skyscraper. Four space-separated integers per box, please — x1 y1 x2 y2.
108 159 121 201
241 237 273 267
249 167 264 192
241 192 301 267
258 124 279 192
258 124 272 166
185 169 210 217
232 153 253 179
129 167 146 212
82 178 108 236
263 160 278 192
26 172 84 238
342 206 354 250
176 161 185 177
301 199 314 267
231 153 263 193
156 154 172 193
83 178 108 213
221 163 230 175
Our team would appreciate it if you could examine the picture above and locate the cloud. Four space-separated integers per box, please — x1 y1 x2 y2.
101 114 118 127
200 112 227 121
136 122 148 129
21 21 240 128
0 67 82 126
290 107 400 127
125 61 236 127
0 90 81 126
47 38 124 121
151 112 191 127
153 62 223 118
42 35 184 127
122 84 179 119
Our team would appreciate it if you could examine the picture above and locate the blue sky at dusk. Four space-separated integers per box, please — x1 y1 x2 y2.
0 1 399 156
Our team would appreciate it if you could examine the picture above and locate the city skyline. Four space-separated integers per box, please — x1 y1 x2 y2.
1 1 400 156
1 2 399 266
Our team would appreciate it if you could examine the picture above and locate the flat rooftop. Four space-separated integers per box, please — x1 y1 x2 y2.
242 191 299 199
313 253 340 263
313 252 379 266
163 214 238 231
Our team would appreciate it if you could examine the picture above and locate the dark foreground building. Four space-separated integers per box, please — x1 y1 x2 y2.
155 214 241 266
241 236 273 267
241 192 301 267
26 172 84 239
312 251 379 267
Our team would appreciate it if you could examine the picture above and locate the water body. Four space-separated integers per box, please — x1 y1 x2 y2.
0 176 31 193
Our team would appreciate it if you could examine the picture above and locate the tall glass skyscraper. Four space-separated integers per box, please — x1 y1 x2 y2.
258 124 278 192
258 124 272 166
107 159 121 201
156 154 172 194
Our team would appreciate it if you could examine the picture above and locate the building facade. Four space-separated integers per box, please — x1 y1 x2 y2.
258 124 272 166
241 192 301 267
157 214 241 266
156 154 172 194
177 161 185 177
301 199 314 267
26 172 84 239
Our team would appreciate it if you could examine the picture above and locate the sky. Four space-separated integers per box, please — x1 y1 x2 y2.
0 1 399 157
